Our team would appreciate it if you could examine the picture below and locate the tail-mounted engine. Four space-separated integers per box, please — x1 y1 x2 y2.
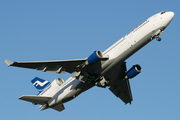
50 78 64 89
125 64 142 79
55 78 64 86
39 78 64 96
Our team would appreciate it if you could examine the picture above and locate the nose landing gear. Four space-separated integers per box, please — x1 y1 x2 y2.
155 35 161 41
152 30 163 41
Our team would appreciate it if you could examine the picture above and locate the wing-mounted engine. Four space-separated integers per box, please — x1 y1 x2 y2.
86 50 103 65
39 78 64 96
79 50 108 68
81 50 103 68
125 64 142 79
74 50 108 83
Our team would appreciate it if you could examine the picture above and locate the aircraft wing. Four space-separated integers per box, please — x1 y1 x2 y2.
109 79 133 104
108 62 133 104
5 59 86 74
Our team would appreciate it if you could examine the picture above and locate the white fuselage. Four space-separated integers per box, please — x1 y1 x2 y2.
43 11 174 108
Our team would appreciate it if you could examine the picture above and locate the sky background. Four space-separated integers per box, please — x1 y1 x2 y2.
1 1 179 120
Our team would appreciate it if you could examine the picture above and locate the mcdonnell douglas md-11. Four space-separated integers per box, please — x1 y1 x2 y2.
5 11 174 112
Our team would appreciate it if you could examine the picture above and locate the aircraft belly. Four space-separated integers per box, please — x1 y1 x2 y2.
48 79 79 106
61 89 81 103
48 78 95 106
101 20 166 76
101 31 154 76
62 81 95 103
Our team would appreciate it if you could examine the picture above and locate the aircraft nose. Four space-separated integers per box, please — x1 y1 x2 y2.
168 11 174 20
164 11 174 27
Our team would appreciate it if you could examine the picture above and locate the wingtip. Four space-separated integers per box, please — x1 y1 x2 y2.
5 59 13 66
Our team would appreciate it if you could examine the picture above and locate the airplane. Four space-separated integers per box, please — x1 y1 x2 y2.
5 11 174 112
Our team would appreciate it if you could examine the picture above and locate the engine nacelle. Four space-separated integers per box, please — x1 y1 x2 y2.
86 50 103 65
126 64 142 79
39 78 64 96
55 78 64 86
50 78 64 90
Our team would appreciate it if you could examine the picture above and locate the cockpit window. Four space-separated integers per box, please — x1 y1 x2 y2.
161 11 167 14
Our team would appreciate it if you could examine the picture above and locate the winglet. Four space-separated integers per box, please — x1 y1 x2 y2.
5 59 13 66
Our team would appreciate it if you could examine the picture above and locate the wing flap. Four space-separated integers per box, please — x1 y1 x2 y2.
109 79 133 104
19 95 51 105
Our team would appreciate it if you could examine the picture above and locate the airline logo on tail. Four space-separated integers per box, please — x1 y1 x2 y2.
33 80 49 87
31 77 51 92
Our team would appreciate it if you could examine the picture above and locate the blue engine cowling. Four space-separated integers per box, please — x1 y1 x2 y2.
87 50 103 65
126 64 142 79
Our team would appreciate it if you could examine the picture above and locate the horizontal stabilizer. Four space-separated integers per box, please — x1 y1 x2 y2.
19 95 51 105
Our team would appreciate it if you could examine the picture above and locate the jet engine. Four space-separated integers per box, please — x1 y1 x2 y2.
39 78 64 96
51 78 64 87
126 64 142 79
85 50 103 65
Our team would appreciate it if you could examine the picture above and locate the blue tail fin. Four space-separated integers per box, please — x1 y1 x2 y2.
31 77 51 94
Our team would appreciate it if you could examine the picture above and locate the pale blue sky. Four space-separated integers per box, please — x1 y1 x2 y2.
1 1 180 120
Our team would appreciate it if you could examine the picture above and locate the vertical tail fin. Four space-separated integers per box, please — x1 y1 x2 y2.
31 77 51 94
